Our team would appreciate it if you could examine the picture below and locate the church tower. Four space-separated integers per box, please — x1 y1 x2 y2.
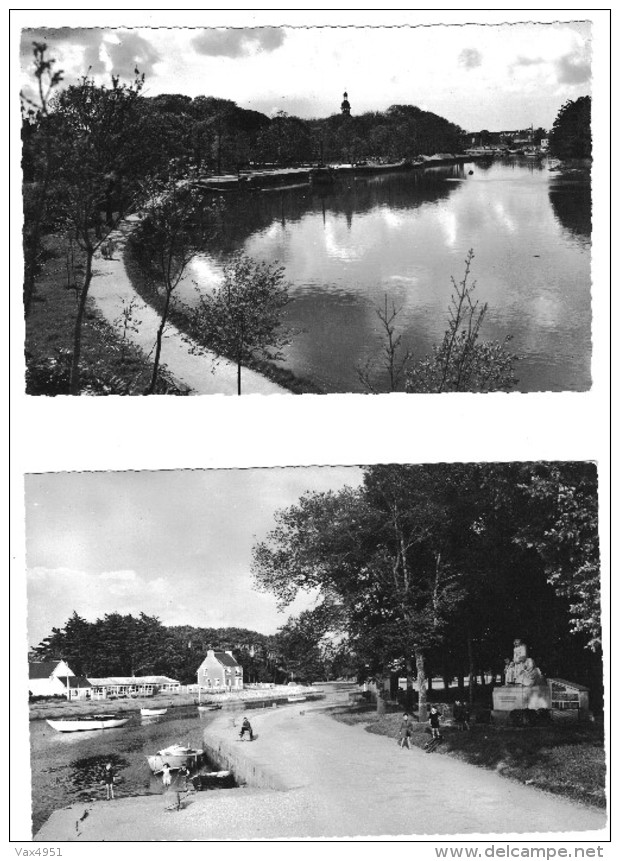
341 91 351 116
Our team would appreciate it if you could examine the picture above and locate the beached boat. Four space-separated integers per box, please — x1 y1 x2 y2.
46 715 129 733
146 744 203 774
197 703 222 713
287 695 307 703
140 707 168 717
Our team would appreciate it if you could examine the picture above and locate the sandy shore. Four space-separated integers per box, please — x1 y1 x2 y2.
35 704 607 841
89 215 287 395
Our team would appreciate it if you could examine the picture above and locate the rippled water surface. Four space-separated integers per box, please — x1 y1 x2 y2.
178 158 591 392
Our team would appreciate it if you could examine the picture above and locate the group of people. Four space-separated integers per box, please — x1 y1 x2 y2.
397 700 470 749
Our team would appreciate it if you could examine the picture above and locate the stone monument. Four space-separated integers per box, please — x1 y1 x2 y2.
492 638 551 720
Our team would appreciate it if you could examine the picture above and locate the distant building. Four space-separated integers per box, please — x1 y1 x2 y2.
341 91 351 116
87 676 181 698
197 649 243 691
29 660 75 697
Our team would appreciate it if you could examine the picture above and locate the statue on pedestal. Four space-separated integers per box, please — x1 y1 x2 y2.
502 639 545 686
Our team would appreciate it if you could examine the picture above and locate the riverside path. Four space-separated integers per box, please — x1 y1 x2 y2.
89 215 286 395
34 706 607 840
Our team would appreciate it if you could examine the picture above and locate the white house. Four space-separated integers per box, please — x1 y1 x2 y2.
197 650 243 691
29 660 75 697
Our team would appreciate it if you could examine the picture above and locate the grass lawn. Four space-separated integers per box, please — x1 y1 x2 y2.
24 234 184 395
333 710 606 809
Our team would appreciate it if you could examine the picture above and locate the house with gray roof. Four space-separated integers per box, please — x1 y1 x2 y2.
197 649 243 691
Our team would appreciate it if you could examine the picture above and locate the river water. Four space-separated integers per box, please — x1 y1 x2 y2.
28 705 237 835
177 158 591 393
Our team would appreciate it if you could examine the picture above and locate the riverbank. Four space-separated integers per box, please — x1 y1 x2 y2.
87 216 287 395
35 705 606 840
29 684 317 720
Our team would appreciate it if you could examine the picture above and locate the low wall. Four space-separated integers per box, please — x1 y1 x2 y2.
202 729 288 791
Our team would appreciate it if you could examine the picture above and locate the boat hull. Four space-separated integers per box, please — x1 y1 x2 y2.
46 717 129 733
147 746 203 773
140 708 168 716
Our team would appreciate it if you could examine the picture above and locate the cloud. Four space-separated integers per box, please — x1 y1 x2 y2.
27 566 182 646
555 48 591 85
191 27 285 59
513 55 545 68
21 27 107 74
106 31 161 78
458 48 482 70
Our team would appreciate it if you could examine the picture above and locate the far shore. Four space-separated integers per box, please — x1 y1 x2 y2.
29 683 317 721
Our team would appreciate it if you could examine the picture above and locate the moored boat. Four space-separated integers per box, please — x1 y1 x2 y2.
197 704 222 712
140 707 168 716
146 744 203 774
287 695 307 703
46 715 129 733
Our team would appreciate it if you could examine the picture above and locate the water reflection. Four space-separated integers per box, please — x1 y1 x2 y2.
176 160 591 392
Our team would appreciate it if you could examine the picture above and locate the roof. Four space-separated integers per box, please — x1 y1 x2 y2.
548 677 590 692
213 651 240 668
61 676 92 689
88 676 180 686
29 660 67 680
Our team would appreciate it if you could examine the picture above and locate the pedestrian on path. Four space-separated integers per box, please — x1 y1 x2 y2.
398 713 412 748
429 707 441 739
172 765 192 811
103 763 115 800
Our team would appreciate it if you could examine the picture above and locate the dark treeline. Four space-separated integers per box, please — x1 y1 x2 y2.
31 613 284 685
252 462 603 715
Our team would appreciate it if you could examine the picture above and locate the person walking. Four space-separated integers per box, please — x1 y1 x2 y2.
398 713 413 749
103 763 115 800
453 700 465 731
173 765 192 811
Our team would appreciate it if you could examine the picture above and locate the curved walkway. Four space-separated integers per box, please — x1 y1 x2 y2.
89 215 287 395
35 706 607 840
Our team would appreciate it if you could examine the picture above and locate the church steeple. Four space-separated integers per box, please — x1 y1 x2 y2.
341 90 351 116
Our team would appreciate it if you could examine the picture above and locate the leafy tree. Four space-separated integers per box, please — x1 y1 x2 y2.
191 253 290 394
406 250 518 392
21 42 64 317
516 463 600 650
46 71 145 394
131 178 214 394
549 96 591 160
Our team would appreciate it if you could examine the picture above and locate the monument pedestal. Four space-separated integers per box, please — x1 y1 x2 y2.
492 684 551 722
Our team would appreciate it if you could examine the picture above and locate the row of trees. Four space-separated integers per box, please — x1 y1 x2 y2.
252 462 602 716
30 613 286 685
549 96 592 160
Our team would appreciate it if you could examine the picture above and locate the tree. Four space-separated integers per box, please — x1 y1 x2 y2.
191 253 290 395
356 296 412 392
131 178 214 394
406 250 518 392
49 71 145 394
549 96 591 160
516 463 600 650
252 467 466 719
21 42 64 317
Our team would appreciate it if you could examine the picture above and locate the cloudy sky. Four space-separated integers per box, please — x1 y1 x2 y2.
19 21 592 131
25 467 363 647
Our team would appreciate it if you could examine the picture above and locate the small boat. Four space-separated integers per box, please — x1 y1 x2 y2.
287 695 307 703
197 704 222 712
147 744 203 774
191 771 233 790
140 707 168 717
46 715 129 733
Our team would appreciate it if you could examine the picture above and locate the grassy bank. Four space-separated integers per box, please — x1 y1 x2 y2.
124 235 325 395
333 711 606 809
25 234 185 395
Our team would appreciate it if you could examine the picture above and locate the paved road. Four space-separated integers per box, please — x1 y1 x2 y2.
89 216 287 395
34 706 607 840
